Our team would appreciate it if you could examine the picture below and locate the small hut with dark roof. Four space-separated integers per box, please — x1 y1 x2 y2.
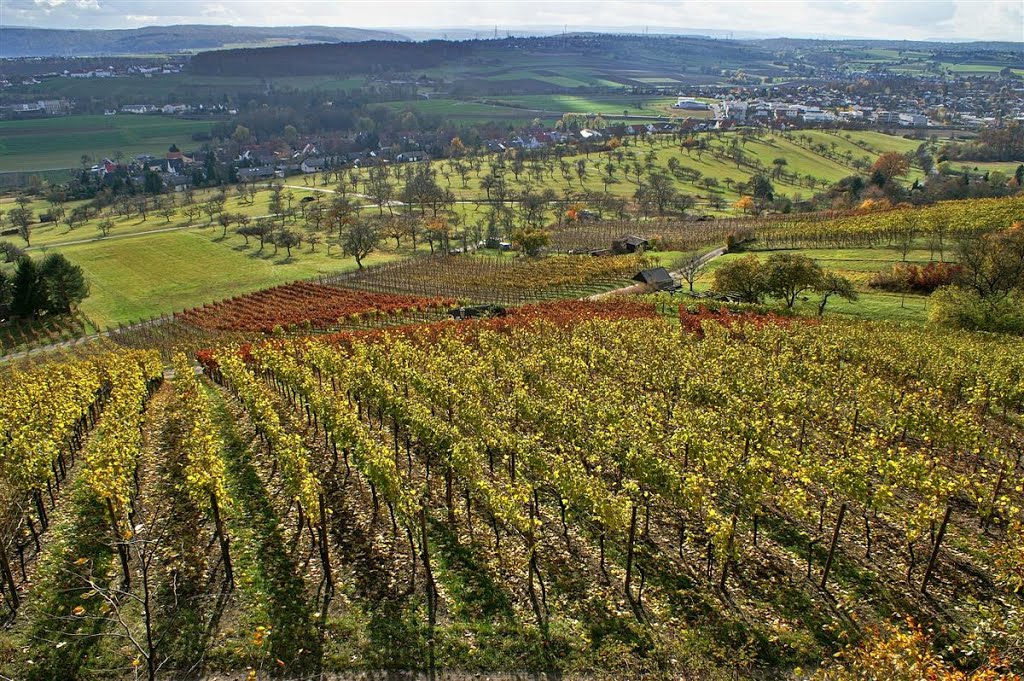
612 234 649 254
633 267 679 292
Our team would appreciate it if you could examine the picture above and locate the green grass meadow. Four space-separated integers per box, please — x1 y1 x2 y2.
0 115 216 172
695 244 938 323
52 229 413 328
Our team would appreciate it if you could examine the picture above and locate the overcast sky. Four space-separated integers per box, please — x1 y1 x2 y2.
2 0 1022 41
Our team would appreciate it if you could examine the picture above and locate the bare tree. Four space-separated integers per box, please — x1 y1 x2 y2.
677 252 709 292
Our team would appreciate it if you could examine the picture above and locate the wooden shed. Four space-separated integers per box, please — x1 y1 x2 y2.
612 234 649 254
633 267 679 292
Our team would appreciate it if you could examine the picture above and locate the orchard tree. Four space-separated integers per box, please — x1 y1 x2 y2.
8 207 33 246
677 252 709 292
0 241 25 263
646 172 678 214
383 217 409 249
734 196 756 215
712 255 767 303
340 220 381 268
250 219 274 251
771 157 788 179
218 212 236 239
275 230 302 258
955 223 1024 301
816 272 859 316
764 253 823 308
367 166 395 216
159 199 176 223
870 151 911 187
748 173 775 206
512 226 550 256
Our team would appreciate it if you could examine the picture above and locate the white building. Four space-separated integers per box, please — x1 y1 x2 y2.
898 113 929 127
674 97 708 110
801 108 834 123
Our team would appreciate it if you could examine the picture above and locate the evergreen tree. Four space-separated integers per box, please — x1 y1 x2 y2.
40 252 89 314
10 257 45 319
0 269 12 318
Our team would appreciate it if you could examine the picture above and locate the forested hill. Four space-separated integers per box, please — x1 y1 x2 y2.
187 34 775 78
188 39 474 77
0 25 408 58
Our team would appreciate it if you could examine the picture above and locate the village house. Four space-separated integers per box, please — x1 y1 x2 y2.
121 104 155 114
300 157 327 173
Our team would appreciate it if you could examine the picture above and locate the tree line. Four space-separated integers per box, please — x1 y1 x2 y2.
0 253 89 322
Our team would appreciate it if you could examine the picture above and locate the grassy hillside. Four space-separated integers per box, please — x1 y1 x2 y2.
0 115 216 172
0 128 985 333
57 229 414 329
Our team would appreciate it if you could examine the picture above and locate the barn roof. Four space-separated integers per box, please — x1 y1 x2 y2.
633 267 677 290
615 234 649 247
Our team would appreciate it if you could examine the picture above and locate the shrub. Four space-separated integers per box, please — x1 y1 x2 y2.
812 617 1016 680
725 227 754 252
929 287 1024 335
869 262 963 294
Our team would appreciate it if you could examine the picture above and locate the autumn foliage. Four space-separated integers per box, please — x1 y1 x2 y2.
813 618 1020 681
869 261 964 294
678 304 817 338
177 281 453 333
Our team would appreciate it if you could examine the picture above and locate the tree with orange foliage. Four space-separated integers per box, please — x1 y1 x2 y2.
857 197 893 212
449 137 465 158
734 195 756 215
870 151 911 186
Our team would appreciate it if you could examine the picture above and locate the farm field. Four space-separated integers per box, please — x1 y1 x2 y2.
378 94 686 125
379 99 548 125
0 114 217 172
843 46 1024 77
0 74 369 107
4 127 936 247
0 302 1021 679
298 128 933 208
2 29 1023 679
469 94 682 115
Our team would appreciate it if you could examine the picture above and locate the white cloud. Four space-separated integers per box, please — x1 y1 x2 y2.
2 0 1021 41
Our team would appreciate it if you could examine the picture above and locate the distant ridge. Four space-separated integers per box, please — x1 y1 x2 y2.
0 25 409 58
